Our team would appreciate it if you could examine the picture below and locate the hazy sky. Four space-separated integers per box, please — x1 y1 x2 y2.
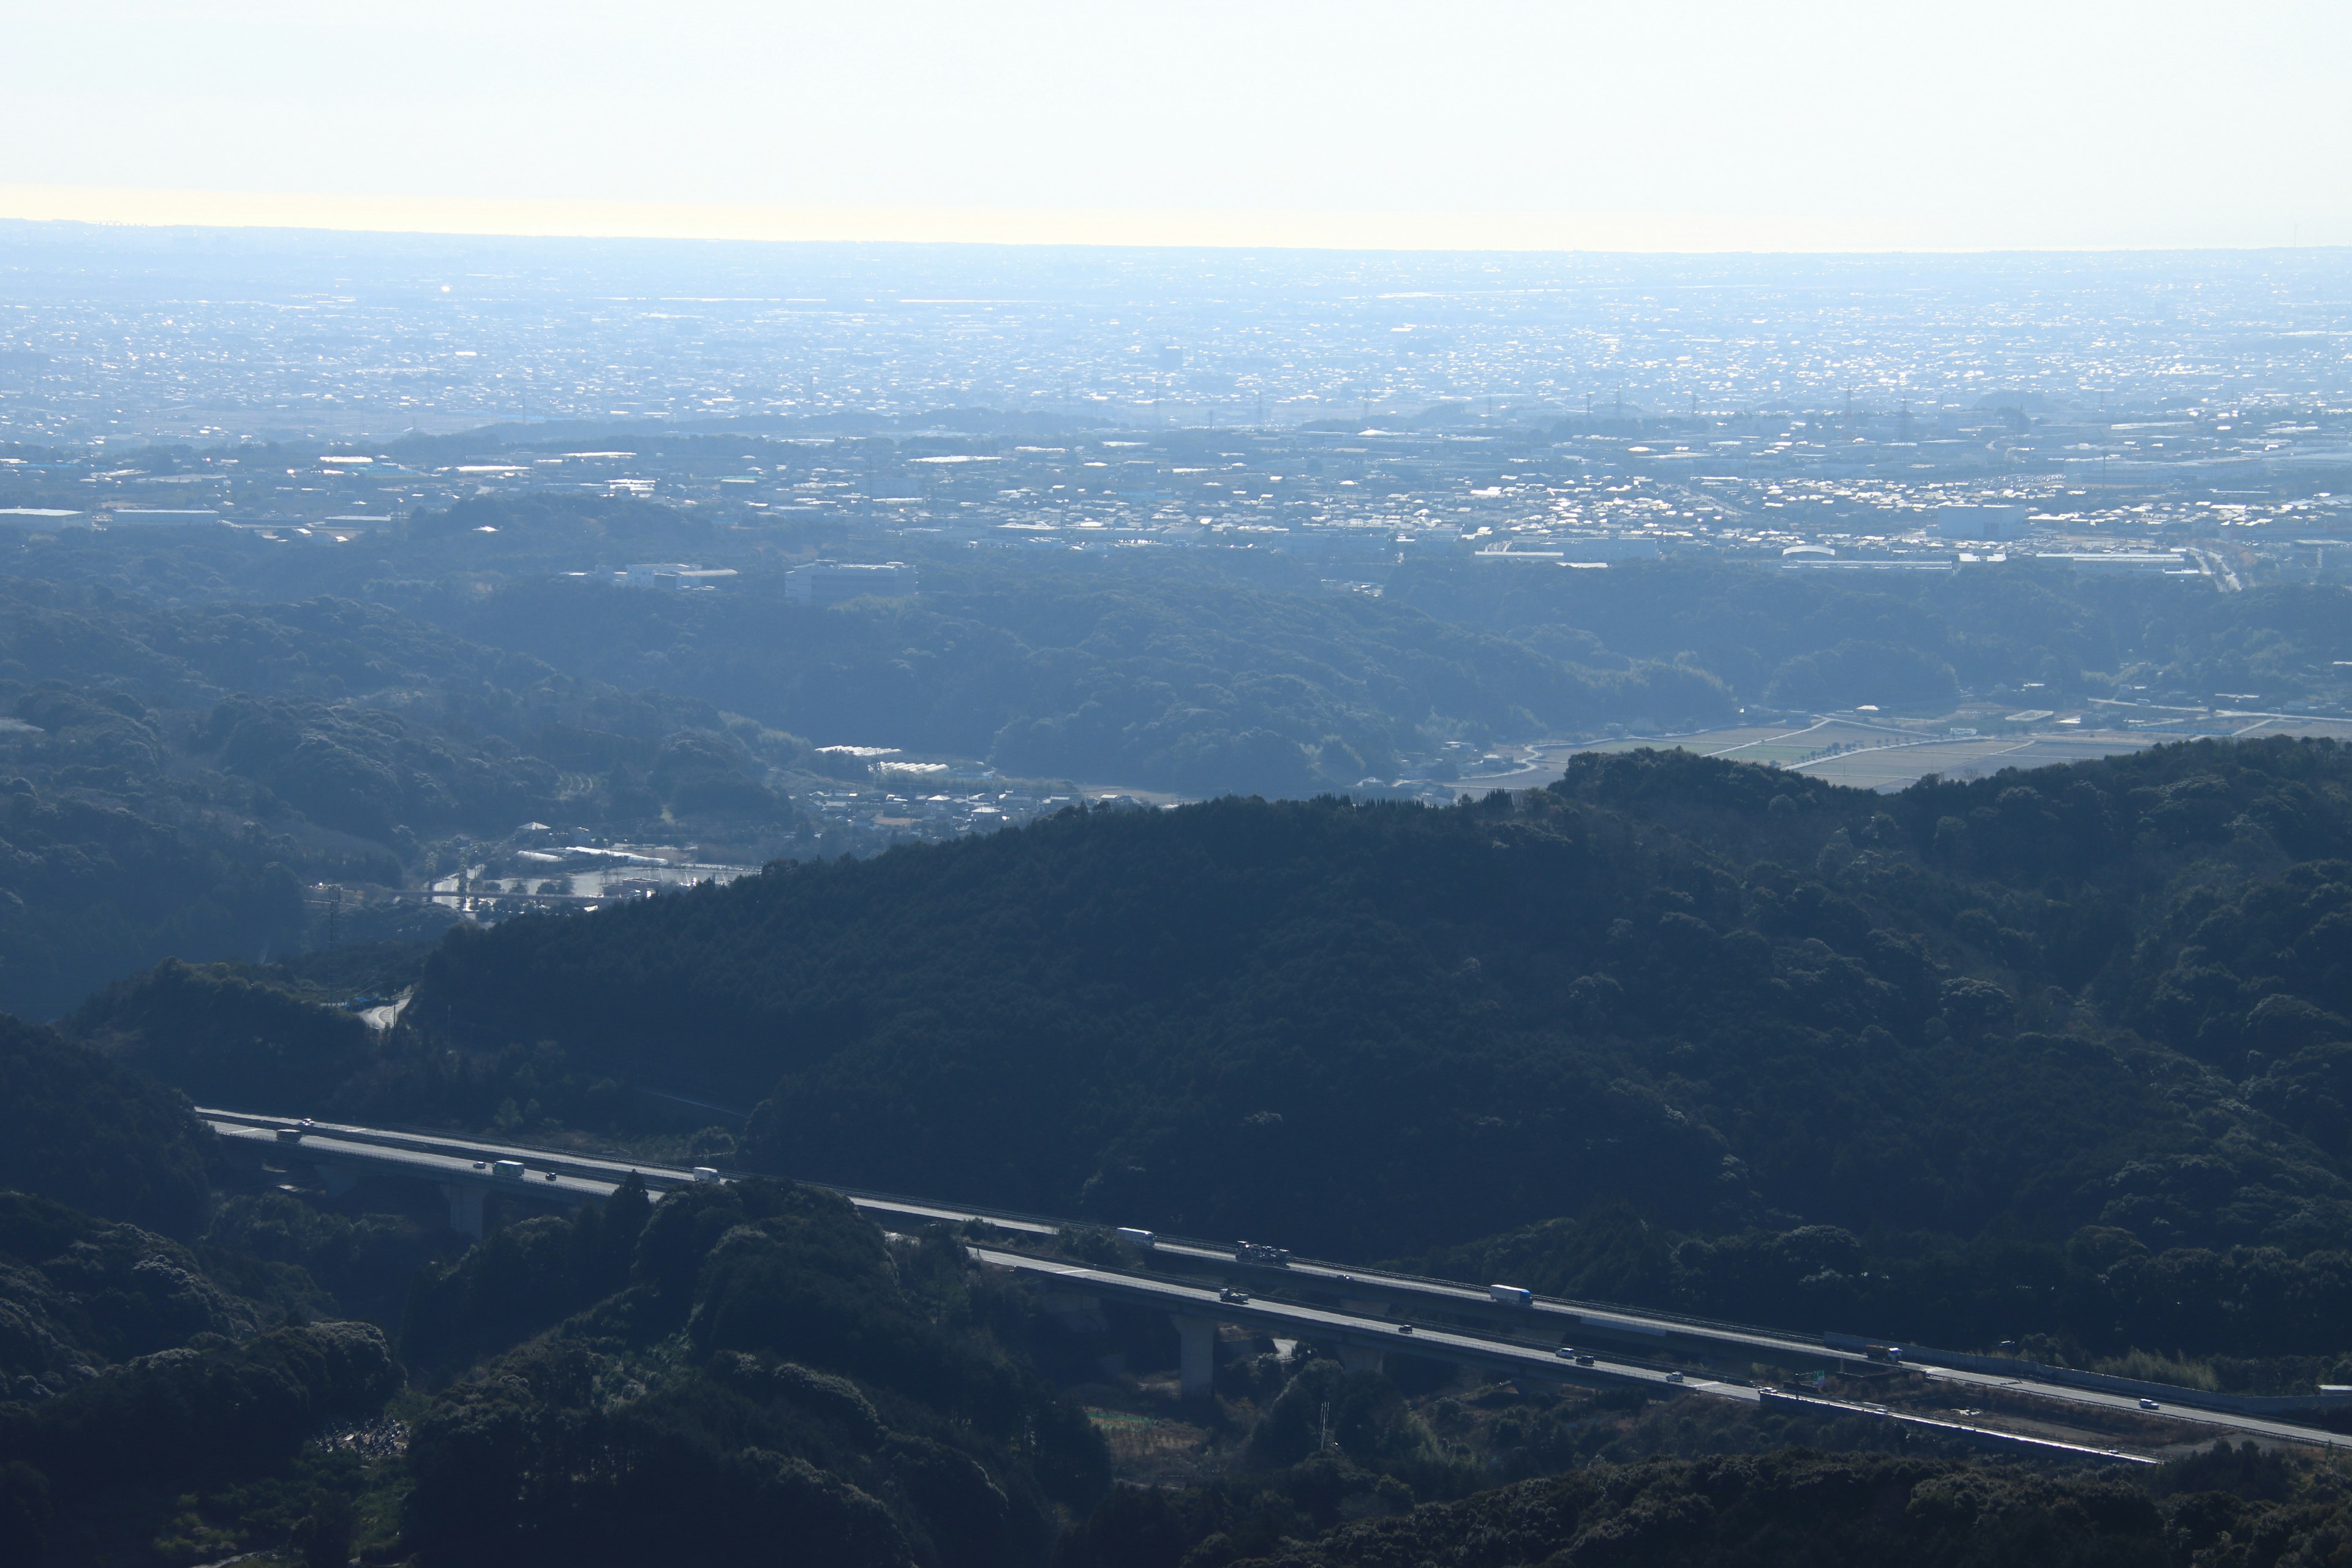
2 0 2345 251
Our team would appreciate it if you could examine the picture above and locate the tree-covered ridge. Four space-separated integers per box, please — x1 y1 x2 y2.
0 496 2345 1027
1387 557 2352 713
72 958 380 1112
72 956 723 1150
0 769 317 1021
423 541 2352 793
0 587 547 709
0 1164 1109 1567
0 1027 1117 1566
441 565 1735 795
397 1175 1110 1568
0 581 831 836
1204 1447 2334 1568
1416 1201 2352 1373
59 733 2352 1363
10 979 2352 1566
0 1192 271 1398
374 739 2352 1364
0 1172 402 1563
0 1012 210 1236
17 496 2351 806
0 572 846 1016
0 1318 398 1556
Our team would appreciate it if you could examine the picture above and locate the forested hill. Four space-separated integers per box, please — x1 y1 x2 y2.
0 578 849 1017
0 1007 1111 1565
391 738 2352 1353
12 499 2351 805
16 742 2352 1562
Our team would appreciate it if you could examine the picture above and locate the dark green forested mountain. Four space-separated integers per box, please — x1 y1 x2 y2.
0 576 847 1016
141 736 2320 1368
1061 1445 2352 1568
0 1017 399 1564
0 994 1118 1567
337 504 2352 786
17 744 2352 1562
2 491 2348 1028
391 1177 1110 1568
12 478 2352 1566
9 494 2350 809
1386 557 2352 713
0 1058 1117 1566
0 1011 211 1236
7 1031 2352 1567
415 552 1735 794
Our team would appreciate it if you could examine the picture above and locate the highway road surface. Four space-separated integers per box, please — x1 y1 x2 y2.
963 1244 2155 1467
200 1107 2349 1454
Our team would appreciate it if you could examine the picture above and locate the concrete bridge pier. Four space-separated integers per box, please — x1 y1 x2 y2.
1336 1343 1385 1374
314 1164 358 1198
1170 1314 1218 1400
441 1184 485 1239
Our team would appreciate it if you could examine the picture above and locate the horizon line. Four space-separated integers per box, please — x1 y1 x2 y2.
0 184 2339 257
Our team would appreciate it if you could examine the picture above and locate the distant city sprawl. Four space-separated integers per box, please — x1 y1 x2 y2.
1 228 2343 588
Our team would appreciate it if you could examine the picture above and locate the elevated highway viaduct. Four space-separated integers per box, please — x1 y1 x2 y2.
202 1108 2348 1459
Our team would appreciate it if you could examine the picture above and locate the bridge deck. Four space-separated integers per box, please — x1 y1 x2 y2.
198 1107 2345 1454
